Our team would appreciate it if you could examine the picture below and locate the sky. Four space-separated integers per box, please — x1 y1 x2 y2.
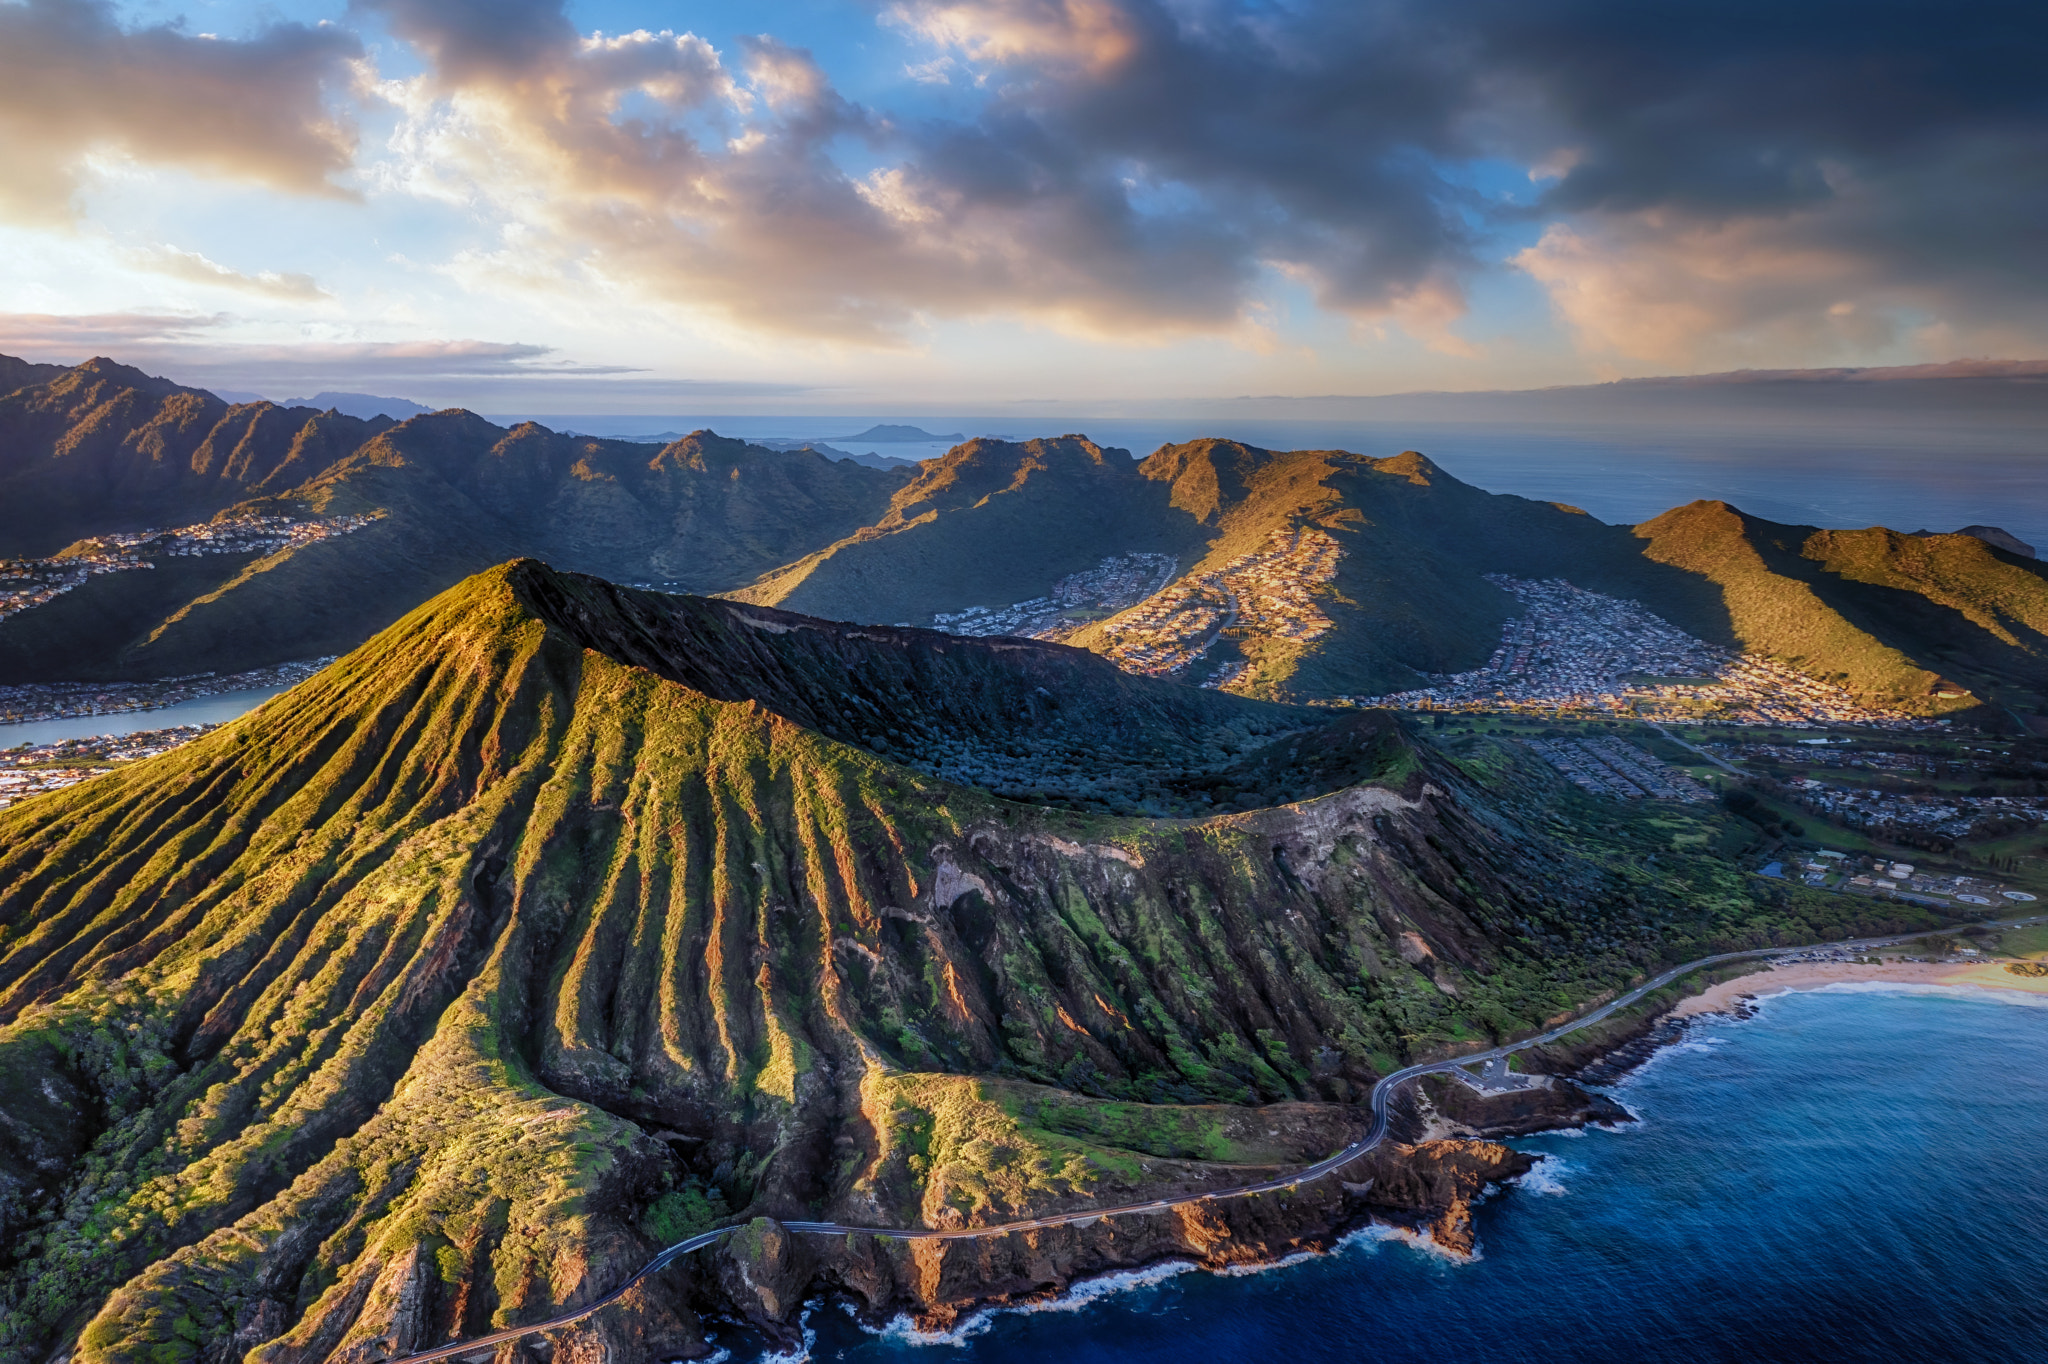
1 0 2045 412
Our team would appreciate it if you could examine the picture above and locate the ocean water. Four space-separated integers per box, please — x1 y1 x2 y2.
776 988 2048 1364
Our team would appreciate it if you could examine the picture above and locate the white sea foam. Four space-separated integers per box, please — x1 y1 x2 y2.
1214 1250 1321 1276
1336 1221 1479 1264
753 1304 817 1364
865 1260 1201 1347
1515 1155 1572 1196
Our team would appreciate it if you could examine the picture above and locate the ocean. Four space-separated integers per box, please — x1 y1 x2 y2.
761 988 2048 1364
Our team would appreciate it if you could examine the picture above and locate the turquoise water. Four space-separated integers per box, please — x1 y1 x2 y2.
786 988 2048 1363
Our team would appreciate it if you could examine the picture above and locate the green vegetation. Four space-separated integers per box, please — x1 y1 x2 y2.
0 561 1982 1364
1996 925 2048 959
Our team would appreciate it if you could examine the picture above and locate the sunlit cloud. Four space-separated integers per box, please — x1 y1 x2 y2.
0 0 361 224
123 245 333 302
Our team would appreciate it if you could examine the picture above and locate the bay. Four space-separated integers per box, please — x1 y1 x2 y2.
0 685 288 749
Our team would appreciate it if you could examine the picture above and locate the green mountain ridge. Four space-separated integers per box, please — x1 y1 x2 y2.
729 435 1204 624
5 355 2046 721
749 435 2048 716
0 359 907 683
0 560 1939 1362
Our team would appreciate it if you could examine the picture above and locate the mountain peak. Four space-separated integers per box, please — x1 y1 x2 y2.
1916 524 2038 558
885 434 1133 524
57 355 192 398
1371 449 1449 485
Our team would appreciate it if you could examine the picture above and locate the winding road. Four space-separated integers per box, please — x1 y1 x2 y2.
374 929 1947 1364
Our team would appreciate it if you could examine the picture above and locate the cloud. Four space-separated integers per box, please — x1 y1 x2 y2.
0 0 362 223
124 245 333 302
0 315 639 386
0 311 231 349
352 0 1496 349
1481 0 2048 364
8 0 2045 370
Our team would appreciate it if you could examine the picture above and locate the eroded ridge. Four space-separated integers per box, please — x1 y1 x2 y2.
0 561 1924 1364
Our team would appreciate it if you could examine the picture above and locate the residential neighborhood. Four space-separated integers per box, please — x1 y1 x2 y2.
0 724 220 808
1529 734 1713 802
927 552 1176 640
0 512 379 624
0 657 333 726
1099 528 1342 678
1361 576 1943 731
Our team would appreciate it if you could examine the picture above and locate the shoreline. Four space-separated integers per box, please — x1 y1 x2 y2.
382 938 2041 1362
1673 960 2048 1018
852 958 2048 1347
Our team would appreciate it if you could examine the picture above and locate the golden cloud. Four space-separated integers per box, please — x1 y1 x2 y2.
0 0 361 224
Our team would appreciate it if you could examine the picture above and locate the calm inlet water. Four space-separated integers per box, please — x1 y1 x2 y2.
779 989 2048 1364
0 686 288 749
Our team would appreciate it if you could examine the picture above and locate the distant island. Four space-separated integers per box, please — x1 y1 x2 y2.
840 423 966 442
754 437 923 470
267 391 436 420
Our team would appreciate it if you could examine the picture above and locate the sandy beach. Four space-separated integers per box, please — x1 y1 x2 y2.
1675 960 2048 1018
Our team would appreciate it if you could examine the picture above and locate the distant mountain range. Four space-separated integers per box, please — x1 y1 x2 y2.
1 353 2045 724
266 391 437 420
0 357 905 681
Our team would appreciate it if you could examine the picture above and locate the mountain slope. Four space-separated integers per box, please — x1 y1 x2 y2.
1061 443 1720 700
0 359 389 558
1633 502 2048 710
0 373 907 682
730 436 1204 622
0 560 1913 1364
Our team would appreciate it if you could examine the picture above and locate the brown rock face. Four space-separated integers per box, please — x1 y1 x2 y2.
695 1139 1536 1341
1350 1139 1536 1257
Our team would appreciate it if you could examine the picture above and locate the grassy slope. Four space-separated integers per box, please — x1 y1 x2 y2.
0 562 1951 1364
1635 502 2048 710
731 437 1206 623
0 413 905 684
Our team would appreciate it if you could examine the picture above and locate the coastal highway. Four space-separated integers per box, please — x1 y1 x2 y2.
369 928 1969 1364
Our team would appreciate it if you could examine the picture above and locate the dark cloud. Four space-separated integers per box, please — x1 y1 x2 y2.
353 0 575 86
885 0 2048 358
